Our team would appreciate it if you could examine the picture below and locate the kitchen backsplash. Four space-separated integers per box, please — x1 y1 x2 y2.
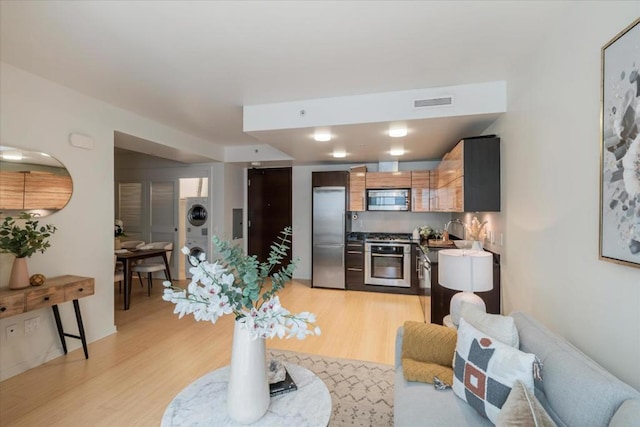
349 211 453 235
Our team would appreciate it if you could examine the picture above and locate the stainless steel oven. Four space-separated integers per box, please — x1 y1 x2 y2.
364 241 412 287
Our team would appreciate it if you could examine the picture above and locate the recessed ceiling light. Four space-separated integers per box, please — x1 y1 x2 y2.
332 150 346 158
1 152 22 161
250 161 261 166
390 148 405 156
389 127 407 138
314 129 332 142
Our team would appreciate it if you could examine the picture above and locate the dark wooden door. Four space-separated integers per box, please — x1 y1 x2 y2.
247 168 292 266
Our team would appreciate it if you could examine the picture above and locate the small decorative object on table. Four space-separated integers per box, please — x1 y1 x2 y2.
418 225 435 245
0 213 57 290
268 359 298 397
162 227 320 424
29 273 46 287
114 219 126 250
464 216 488 250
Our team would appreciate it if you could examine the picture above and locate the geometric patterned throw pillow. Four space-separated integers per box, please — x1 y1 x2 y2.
452 319 536 424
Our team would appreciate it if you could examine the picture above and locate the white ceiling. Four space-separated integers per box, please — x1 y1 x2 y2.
0 1 571 165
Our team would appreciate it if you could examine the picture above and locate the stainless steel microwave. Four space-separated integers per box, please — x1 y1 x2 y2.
366 189 410 211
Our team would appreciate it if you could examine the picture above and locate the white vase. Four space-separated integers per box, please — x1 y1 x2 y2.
9 257 30 290
227 320 269 424
472 240 483 250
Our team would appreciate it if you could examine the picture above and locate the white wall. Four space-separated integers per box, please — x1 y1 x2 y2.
488 3 640 390
0 62 223 380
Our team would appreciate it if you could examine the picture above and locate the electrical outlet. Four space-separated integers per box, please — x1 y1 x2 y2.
6 324 18 340
24 317 40 335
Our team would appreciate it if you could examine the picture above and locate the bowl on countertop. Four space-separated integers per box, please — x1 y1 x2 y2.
453 240 473 249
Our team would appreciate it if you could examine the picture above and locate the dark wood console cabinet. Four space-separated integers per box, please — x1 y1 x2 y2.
430 251 501 325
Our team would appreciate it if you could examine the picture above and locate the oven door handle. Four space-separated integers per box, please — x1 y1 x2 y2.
371 253 403 258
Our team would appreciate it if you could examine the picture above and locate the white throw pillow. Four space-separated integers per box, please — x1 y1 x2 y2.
453 318 535 424
460 302 519 348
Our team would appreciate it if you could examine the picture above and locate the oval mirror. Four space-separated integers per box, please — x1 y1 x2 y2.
0 146 73 217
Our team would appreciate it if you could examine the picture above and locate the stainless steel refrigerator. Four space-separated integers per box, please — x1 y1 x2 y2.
312 186 346 289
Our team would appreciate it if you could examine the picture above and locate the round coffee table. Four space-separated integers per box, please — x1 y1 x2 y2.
161 363 331 426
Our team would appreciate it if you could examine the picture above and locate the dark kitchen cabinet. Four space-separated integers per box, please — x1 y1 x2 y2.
345 235 365 290
312 171 348 187
433 136 501 212
431 250 501 325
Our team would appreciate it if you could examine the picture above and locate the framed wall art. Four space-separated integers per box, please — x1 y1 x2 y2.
600 18 640 268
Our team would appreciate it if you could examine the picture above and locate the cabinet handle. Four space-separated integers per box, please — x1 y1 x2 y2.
79 288 84 292
44 296 50 301
0 307 6 312
347 251 363 254
347 268 363 272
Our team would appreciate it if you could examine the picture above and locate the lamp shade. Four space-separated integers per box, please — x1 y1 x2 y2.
438 249 493 292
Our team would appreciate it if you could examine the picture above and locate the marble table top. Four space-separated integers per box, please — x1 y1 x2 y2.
161 362 332 426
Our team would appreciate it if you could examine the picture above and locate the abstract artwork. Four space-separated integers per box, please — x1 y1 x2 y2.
600 18 640 268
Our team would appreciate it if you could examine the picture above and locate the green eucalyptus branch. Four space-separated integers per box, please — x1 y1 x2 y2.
0 212 57 258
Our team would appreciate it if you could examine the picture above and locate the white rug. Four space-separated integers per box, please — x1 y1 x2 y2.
268 349 394 426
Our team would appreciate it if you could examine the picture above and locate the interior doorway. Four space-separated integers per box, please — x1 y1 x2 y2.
179 177 209 280
247 168 292 267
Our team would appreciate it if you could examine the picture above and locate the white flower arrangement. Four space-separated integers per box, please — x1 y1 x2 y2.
464 216 488 242
162 227 321 340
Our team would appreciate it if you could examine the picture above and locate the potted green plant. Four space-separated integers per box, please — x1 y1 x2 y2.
0 212 57 289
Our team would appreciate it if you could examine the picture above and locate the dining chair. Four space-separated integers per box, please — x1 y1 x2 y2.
130 242 173 296
116 240 146 276
114 255 125 293
121 240 145 249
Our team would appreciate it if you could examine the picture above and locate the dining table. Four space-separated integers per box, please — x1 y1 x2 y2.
115 248 172 310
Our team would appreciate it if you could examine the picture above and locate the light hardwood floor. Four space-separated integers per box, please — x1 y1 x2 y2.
0 279 424 426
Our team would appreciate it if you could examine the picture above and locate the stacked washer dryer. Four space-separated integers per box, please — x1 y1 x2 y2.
185 197 209 278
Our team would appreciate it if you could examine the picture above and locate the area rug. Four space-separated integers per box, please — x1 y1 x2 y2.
268 349 394 426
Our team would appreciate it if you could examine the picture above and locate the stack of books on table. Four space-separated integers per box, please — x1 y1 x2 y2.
269 368 297 397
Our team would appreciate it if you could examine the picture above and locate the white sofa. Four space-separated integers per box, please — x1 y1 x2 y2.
394 312 640 426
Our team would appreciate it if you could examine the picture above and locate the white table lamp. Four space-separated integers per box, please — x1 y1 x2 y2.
438 249 493 326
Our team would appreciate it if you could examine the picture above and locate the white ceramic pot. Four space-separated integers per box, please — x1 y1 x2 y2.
227 320 269 424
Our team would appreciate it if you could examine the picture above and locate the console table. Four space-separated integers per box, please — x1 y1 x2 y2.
162 363 332 426
0 275 94 358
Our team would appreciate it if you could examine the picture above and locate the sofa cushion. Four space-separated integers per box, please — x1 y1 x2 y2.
496 380 557 427
402 358 454 386
395 327 492 426
401 321 457 385
460 302 519 348
453 319 536 424
511 312 640 427
609 399 640 427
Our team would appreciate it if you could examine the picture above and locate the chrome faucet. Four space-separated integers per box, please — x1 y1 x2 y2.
444 219 465 240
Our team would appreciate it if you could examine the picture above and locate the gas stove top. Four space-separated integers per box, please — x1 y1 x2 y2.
365 232 413 243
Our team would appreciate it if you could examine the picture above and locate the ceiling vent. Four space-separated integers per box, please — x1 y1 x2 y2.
413 96 454 109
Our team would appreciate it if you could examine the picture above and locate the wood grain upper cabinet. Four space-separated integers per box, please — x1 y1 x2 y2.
434 136 500 212
0 171 24 209
24 172 73 209
411 171 431 212
365 171 411 189
348 172 366 211
0 171 72 210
